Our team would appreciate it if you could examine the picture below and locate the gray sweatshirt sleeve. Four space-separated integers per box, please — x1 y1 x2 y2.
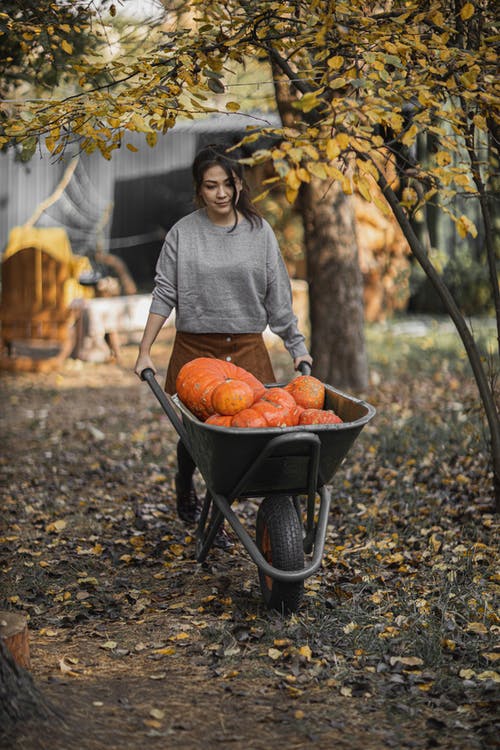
265 230 309 359
149 229 178 319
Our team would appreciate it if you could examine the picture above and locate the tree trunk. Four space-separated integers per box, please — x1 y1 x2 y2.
0 641 55 735
0 611 31 670
300 177 368 391
268 59 368 392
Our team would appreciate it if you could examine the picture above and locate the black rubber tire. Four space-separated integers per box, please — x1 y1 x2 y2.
256 495 304 614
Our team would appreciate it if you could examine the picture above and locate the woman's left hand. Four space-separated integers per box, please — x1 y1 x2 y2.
293 354 313 371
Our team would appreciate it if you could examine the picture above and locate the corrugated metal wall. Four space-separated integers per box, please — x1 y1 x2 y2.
0 112 273 257
0 130 197 256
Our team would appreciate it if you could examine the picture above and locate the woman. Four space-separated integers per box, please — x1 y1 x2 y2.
134 143 312 545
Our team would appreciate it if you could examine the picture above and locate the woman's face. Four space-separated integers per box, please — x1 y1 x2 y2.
198 164 242 225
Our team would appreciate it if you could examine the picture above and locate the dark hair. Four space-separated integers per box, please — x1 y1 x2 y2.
192 143 262 230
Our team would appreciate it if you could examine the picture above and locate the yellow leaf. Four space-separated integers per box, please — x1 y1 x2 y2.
45 136 57 154
441 639 456 651
435 151 452 167
401 124 418 147
330 77 347 90
286 169 302 191
302 143 319 160
45 519 66 533
298 645 312 661
390 656 424 667
297 92 321 113
477 671 500 682
460 70 478 88
285 187 299 204
152 647 176 655
168 632 189 641
126 144 138 152
59 658 79 677
473 114 487 131
343 622 358 634
39 628 59 637
288 147 303 162
61 39 73 55
417 682 434 692
328 56 344 70
296 168 310 183
429 533 442 553
307 162 328 180
456 215 478 239
372 193 391 217
466 621 488 634
225 101 240 112
326 138 340 160
335 133 350 150
100 640 118 650
168 543 184 556
459 668 476 679
460 3 475 20
150 708 165 720
482 652 500 662
130 113 153 132
274 639 290 647
268 648 282 660
146 131 157 148
356 175 372 203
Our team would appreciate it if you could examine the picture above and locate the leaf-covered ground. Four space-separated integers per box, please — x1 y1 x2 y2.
1 318 498 750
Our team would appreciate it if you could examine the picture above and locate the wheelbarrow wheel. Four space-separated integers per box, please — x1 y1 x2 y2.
256 495 304 614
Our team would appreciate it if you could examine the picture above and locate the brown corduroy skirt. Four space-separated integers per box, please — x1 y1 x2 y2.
164 331 276 395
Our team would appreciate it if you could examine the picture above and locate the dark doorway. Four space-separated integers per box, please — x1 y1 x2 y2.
110 167 194 292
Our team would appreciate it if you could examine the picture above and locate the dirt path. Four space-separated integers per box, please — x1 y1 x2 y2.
1 337 497 749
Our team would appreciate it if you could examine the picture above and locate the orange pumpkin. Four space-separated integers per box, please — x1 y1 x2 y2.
231 408 268 428
260 387 297 410
291 404 305 425
299 408 343 425
176 357 265 420
253 387 298 426
285 375 325 410
211 379 254 416
205 414 234 427
252 400 294 427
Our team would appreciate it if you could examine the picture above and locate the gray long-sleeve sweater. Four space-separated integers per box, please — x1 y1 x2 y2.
149 208 308 359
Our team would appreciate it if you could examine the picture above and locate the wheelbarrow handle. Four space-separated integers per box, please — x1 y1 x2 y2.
140 368 193 455
298 361 312 376
140 367 156 382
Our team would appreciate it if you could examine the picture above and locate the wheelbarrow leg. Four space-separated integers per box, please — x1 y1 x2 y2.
195 492 226 562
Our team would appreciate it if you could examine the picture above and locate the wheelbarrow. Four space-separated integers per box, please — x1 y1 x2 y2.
141 366 375 613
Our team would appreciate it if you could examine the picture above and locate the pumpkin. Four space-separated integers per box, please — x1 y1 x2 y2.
231 408 268 428
285 375 325 410
205 414 233 427
252 400 295 427
260 387 297 410
256 387 298 426
291 404 305 424
211 379 254 416
176 357 265 420
299 408 343 425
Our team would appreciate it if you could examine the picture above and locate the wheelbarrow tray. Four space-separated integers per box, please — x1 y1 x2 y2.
173 384 375 498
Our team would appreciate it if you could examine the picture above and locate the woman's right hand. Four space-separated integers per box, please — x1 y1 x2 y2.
134 352 156 379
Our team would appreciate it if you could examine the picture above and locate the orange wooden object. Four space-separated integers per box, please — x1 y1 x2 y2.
0 611 31 670
0 247 77 372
